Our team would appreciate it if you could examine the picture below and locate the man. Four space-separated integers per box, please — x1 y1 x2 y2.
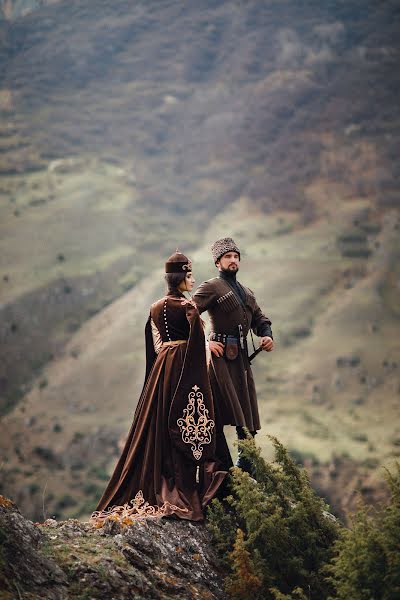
193 237 273 470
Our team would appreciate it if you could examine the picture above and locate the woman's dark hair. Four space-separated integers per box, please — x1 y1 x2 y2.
165 272 186 294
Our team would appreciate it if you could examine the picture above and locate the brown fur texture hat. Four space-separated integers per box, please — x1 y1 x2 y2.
211 237 240 264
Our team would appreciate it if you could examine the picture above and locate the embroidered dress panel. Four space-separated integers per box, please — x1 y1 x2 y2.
177 385 215 460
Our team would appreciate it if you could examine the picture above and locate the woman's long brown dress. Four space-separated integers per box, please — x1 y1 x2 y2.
92 293 231 523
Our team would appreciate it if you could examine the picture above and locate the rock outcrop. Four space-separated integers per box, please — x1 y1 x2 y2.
0 495 227 599
0 496 67 599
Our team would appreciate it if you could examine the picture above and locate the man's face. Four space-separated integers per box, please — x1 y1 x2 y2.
217 252 240 272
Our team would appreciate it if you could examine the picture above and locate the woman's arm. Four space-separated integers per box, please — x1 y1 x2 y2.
150 318 163 354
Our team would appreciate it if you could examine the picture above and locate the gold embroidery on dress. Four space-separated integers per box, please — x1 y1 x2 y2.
177 385 215 460
89 490 187 528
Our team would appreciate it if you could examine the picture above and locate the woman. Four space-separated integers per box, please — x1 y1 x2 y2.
92 251 231 524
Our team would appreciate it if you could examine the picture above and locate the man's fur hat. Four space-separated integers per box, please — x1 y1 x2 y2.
211 237 241 264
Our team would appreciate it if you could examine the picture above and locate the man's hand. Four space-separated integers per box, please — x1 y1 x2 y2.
260 336 274 352
209 340 225 357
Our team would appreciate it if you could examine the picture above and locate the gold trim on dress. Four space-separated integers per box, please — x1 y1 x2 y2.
177 385 215 460
90 490 188 528
162 340 187 346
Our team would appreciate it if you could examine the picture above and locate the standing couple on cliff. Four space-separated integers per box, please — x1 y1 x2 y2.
92 237 274 524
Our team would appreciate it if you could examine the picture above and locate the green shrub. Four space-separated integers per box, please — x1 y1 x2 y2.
206 436 340 600
336 229 371 259
340 246 372 258
56 494 77 509
358 222 381 235
33 446 55 462
337 232 367 244
289 448 320 467
83 482 103 497
327 464 400 600
72 431 84 443
351 432 368 443
89 464 111 481
225 528 263 599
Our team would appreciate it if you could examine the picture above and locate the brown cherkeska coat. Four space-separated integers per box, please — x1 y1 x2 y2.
93 294 229 523
193 277 272 432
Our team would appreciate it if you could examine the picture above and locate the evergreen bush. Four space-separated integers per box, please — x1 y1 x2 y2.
206 435 340 600
327 463 400 600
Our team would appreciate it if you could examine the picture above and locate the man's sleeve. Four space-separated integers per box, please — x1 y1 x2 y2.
251 299 273 339
192 280 217 315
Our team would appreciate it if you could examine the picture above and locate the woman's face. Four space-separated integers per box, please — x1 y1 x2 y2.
178 271 195 293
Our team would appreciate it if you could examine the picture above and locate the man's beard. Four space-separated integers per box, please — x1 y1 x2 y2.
221 264 239 275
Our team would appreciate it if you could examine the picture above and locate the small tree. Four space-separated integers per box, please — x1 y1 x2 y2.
327 463 400 600
225 528 263 599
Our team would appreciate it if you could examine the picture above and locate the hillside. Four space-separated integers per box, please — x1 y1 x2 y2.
0 0 399 521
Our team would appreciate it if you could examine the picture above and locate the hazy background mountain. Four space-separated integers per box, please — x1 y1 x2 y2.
0 0 399 522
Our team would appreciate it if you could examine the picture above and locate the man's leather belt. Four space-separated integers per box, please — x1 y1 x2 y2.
209 332 238 344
